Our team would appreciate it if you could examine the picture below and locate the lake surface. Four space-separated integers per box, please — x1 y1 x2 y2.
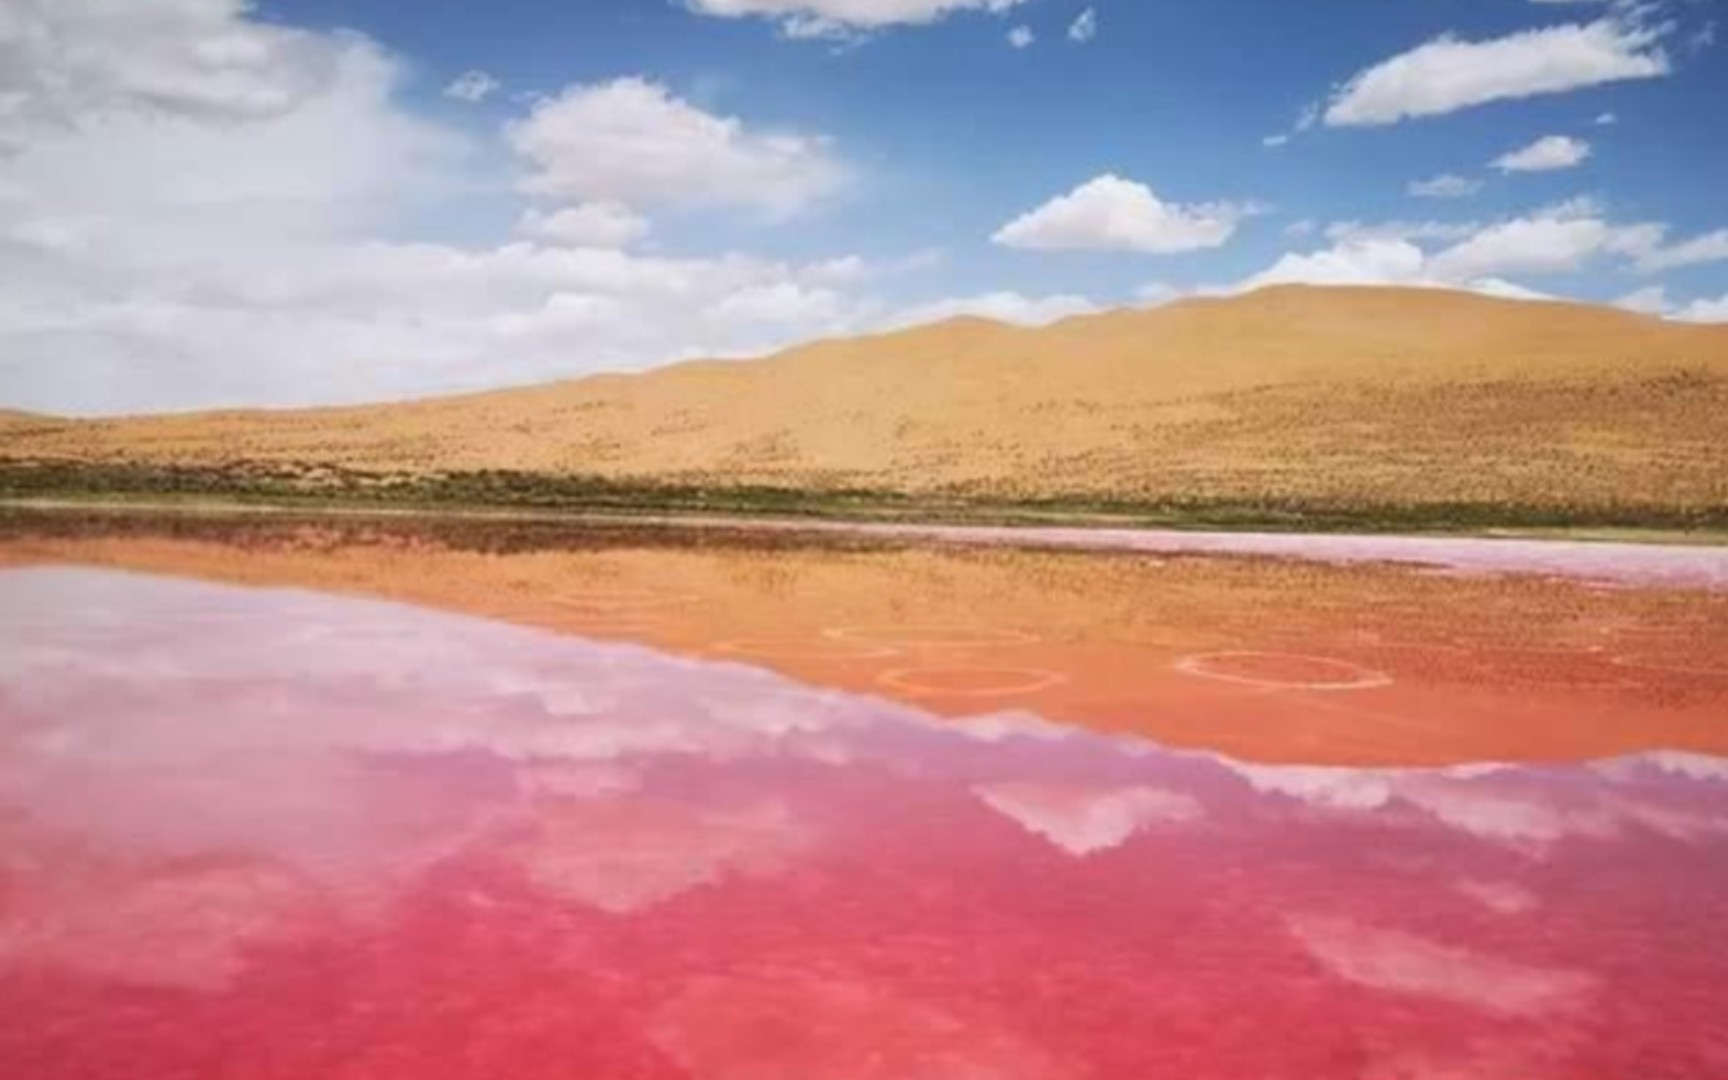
2 512 1727 1079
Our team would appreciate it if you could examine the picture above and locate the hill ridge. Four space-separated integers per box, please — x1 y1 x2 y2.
3 286 1725 514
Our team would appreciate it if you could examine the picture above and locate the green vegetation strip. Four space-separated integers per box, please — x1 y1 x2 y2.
2 458 1725 538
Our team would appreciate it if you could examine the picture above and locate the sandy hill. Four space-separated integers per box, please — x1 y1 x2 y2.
4 285 1727 510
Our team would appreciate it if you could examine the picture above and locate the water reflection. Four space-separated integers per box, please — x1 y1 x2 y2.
1 554 1727 1078
3 513 1726 767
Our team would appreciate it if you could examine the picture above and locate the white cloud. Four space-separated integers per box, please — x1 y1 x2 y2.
1427 210 1640 281
0 10 466 247
1324 219 1482 245
1135 281 1179 306
1007 25 1034 48
1675 295 1728 323
515 202 650 248
1226 199 1664 301
1262 133 1290 148
1635 228 1728 272
1069 7 1098 43
1595 111 1617 125
1467 276 1560 302
1243 238 1430 289
682 0 1027 39
443 69 500 103
882 290 1098 328
0 238 915 411
705 281 848 325
1627 288 1728 324
0 0 967 413
1492 134 1591 173
993 174 1252 254
1408 174 1482 198
1614 284 1671 315
0 0 341 150
1323 19 1670 127
507 78 844 219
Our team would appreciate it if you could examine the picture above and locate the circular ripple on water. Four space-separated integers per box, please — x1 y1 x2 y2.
876 666 1068 698
1173 652 1392 692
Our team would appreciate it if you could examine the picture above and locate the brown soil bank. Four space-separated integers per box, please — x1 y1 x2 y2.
3 286 1727 514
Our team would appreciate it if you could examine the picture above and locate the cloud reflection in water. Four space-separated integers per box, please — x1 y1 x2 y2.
2 566 1727 1079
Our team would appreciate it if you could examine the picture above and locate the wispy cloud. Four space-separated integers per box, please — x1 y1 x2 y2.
1492 134 1592 173
1408 174 1483 198
1323 19 1670 126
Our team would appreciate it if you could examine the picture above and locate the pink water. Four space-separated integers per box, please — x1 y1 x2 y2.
2 566 1727 1078
695 518 1728 591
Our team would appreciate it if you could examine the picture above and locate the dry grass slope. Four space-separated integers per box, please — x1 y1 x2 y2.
4 286 1727 511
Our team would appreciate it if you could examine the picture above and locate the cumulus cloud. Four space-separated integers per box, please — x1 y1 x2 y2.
0 0 342 150
1226 199 1664 301
1613 284 1671 315
681 0 1027 39
1408 174 1483 198
1428 213 1620 280
881 290 1098 328
443 69 500 103
993 174 1252 254
1634 227 1728 272
515 202 651 248
1613 285 1728 323
1323 19 1670 127
507 78 844 219
1007 25 1034 48
2 239 921 412
1243 238 1431 289
1492 134 1592 173
0 1 987 413
1674 294 1728 323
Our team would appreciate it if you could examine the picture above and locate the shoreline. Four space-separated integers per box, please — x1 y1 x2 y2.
7 495 1728 590
5 459 1725 542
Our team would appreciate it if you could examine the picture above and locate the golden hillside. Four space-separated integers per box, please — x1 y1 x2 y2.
4 285 1727 509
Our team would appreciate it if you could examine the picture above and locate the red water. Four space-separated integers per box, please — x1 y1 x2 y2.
2 566 1727 1078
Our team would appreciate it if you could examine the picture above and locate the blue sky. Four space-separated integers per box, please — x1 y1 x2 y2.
1 0 1724 412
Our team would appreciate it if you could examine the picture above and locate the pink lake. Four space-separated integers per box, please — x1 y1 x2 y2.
2 542 1728 1078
